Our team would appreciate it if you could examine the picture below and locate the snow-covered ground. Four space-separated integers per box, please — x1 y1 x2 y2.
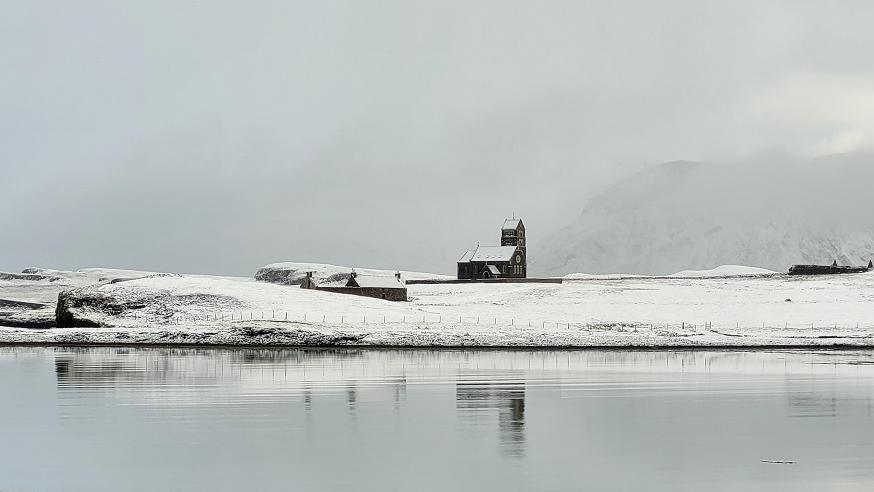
2 265 874 347
562 265 775 280
668 265 777 278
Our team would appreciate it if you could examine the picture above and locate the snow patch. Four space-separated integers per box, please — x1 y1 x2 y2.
669 265 777 278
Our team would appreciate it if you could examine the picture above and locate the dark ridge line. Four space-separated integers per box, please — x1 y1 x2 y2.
1 341 874 351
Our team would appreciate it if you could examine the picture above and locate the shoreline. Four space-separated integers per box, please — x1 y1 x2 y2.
3 341 874 351
3 323 873 349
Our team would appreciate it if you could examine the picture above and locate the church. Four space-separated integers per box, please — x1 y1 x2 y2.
457 218 527 280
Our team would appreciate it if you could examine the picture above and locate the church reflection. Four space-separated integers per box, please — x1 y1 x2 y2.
456 372 526 456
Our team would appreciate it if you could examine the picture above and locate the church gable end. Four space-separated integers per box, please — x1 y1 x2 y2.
458 218 527 280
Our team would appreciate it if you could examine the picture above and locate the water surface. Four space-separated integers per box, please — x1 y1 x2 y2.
2 347 873 491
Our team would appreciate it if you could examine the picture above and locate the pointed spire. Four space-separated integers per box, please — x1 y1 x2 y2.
832 260 838 267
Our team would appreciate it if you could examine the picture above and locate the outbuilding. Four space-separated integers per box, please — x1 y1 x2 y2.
317 271 408 301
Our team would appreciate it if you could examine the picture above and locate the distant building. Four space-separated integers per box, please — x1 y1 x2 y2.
457 219 527 280
788 260 872 275
313 270 408 301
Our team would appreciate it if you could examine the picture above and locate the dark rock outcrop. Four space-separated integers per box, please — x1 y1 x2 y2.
255 265 353 286
254 266 308 285
0 272 53 282
55 290 104 328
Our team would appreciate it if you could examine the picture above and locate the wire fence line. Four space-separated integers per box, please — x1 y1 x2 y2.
127 311 869 332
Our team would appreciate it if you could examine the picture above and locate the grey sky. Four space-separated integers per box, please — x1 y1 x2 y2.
3 1 874 275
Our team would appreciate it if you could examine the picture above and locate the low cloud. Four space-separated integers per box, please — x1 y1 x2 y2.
4 1 874 275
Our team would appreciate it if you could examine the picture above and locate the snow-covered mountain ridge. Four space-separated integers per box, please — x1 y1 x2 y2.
533 155 874 276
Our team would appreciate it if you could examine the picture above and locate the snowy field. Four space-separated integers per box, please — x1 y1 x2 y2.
2 265 874 347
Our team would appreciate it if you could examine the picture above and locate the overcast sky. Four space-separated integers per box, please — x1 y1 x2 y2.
3 1 874 275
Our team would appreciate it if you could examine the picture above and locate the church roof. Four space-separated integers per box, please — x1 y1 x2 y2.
458 245 518 263
502 218 522 230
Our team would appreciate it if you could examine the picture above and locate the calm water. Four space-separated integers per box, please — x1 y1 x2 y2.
2 347 874 491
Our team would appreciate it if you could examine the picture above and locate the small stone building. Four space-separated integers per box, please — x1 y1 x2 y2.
457 218 527 280
315 271 408 301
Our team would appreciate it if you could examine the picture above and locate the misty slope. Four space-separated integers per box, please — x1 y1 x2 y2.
533 156 874 276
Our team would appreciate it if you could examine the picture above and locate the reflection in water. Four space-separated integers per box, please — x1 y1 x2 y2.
51 347 872 425
1 347 872 491
786 381 839 418
457 373 526 456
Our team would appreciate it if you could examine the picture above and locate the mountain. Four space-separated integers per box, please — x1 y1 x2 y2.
531 155 874 276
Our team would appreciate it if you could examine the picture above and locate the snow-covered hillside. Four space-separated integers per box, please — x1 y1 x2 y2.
254 262 451 285
3 266 874 347
0 268 167 327
532 155 874 276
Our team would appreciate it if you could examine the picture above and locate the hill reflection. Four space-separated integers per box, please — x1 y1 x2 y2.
51 347 874 432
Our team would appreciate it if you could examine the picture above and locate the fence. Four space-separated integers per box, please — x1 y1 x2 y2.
129 311 868 332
